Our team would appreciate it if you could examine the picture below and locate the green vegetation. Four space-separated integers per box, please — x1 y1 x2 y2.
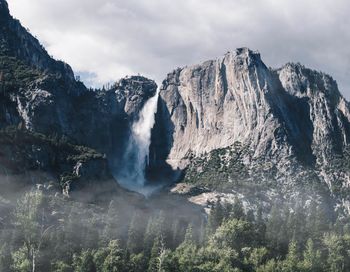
1 188 350 271
184 142 340 200
0 126 105 188
183 141 283 195
0 126 104 163
0 55 41 92
184 142 250 191
323 146 350 200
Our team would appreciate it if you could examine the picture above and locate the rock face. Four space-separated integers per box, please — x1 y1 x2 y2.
0 0 75 84
151 48 350 208
68 76 156 157
0 0 156 150
0 0 157 195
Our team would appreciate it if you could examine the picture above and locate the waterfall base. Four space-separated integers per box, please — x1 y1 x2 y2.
112 89 161 196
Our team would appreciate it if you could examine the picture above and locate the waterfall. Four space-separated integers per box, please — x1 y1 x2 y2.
116 89 159 194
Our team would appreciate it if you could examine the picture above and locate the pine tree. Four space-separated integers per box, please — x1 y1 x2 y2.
11 245 31 272
93 247 109 272
282 240 300 272
170 220 182 249
12 190 53 272
198 218 206 246
84 221 100 249
302 239 322 272
52 261 73 272
207 200 225 235
287 203 307 247
183 224 194 244
147 235 166 272
174 233 197 272
266 204 285 254
211 218 255 252
127 212 144 254
232 197 245 220
144 217 157 256
102 240 126 272
223 202 233 220
323 233 346 272
74 250 96 272
256 206 267 246
101 201 121 245
144 212 168 256
129 253 147 272
315 204 331 236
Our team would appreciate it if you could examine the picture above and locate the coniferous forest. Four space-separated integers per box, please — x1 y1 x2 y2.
1 187 350 272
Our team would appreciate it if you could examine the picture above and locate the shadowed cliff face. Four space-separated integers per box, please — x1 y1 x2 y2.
0 0 157 153
0 0 77 88
0 0 158 196
150 48 350 209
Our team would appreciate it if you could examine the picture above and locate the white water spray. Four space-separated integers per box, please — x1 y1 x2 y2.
116 89 160 194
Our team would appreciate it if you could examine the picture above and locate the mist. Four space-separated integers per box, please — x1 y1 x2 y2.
114 89 160 195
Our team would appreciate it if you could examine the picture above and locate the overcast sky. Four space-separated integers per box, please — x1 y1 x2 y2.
7 0 350 98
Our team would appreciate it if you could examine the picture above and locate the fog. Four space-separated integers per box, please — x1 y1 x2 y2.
114 90 161 195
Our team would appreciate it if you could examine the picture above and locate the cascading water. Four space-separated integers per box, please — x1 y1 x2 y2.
115 89 160 194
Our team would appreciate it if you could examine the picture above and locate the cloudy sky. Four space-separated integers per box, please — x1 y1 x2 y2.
7 0 350 98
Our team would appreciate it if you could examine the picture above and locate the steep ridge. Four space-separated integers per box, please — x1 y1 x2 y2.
0 0 156 151
0 0 157 196
0 0 76 84
150 48 350 210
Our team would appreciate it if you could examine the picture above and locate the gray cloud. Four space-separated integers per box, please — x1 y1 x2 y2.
7 0 350 98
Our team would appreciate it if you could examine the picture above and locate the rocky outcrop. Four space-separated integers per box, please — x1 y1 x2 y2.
0 0 156 145
0 0 157 151
277 63 350 163
151 48 350 208
0 0 157 195
71 76 156 156
0 0 76 86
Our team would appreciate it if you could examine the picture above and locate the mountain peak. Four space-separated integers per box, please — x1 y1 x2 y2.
232 47 260 57
116 75 157 96
0 0 78 85
221 48 266 73
278 61 340 98
224 47 261 60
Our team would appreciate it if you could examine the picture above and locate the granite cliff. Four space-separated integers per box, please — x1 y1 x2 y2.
150 48 350 211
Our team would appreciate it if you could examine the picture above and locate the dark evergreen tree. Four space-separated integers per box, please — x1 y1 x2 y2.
102 240 126 272
282 240 300 272
207 200 225 235
266 204 286 255
302 238 323 272
74 250 96 272
147 235 165 272
101 201 121 245
232 197 245 220
127 212 144 254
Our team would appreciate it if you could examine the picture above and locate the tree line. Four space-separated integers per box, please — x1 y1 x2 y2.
1 189 350 271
